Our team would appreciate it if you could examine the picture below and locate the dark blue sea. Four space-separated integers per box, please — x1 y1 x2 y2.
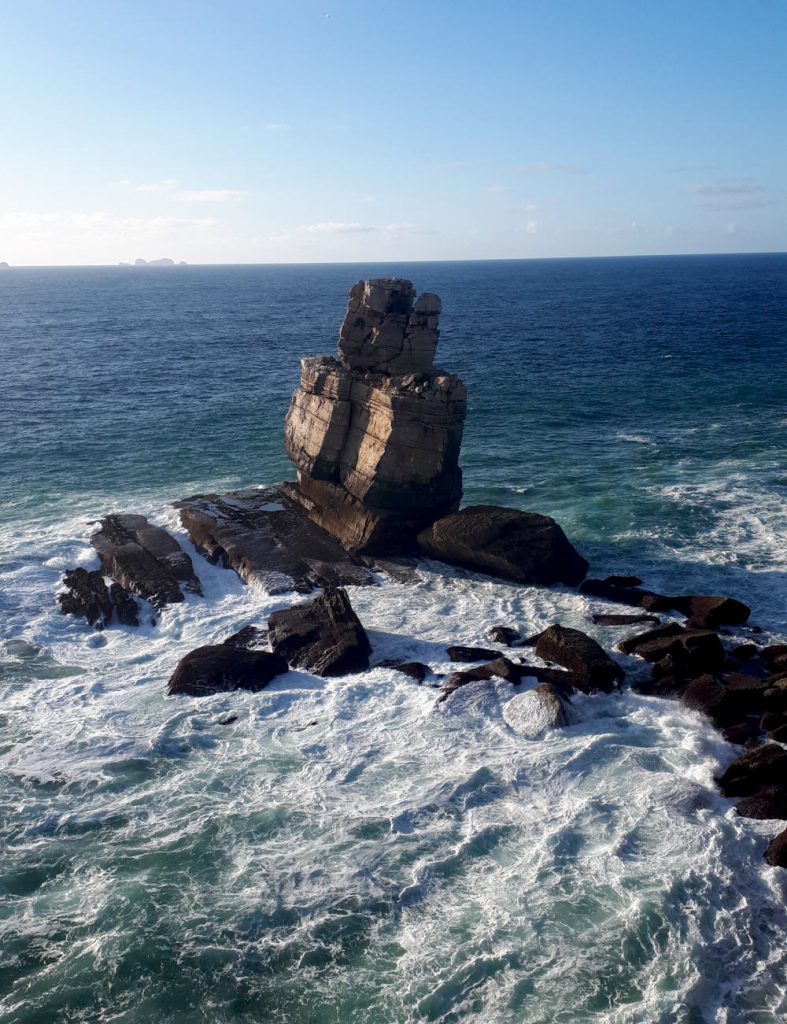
1 256 786 1023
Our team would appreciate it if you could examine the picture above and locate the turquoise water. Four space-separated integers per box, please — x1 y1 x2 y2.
1 256 786 1022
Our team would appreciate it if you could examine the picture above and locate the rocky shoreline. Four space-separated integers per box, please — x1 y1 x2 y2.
56 277 787 871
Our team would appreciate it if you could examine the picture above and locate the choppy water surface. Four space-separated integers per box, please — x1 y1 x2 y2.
1 256 786 1023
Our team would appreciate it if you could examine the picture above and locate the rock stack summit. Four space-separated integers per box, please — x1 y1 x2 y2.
283 278 467 553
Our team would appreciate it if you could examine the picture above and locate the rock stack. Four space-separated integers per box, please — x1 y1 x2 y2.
283 279 467 554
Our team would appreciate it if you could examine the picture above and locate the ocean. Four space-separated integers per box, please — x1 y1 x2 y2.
1 255 786 1023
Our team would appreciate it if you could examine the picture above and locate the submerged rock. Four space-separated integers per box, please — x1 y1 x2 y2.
447 645 502 663
58 568 139 629
488 625 520 645
418 506 589 586
268 586 371 677
391 661 431 682
438 657 524 701
534 624 623 693
503 683 568 738
91 513 202 609
167 645 288 697
591 613 661 627
175 486 374 594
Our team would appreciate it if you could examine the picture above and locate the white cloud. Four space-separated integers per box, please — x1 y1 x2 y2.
263 122 290 131
0 210 216 239
484 185 507 194
297 222 375 234
173 189 246 203
686 182 763 195
134 179 178 192
359 195 377 204
515 162 585 175
526 219 538 235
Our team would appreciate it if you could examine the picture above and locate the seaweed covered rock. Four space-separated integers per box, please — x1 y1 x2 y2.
268 586 371 677
418 506 589 586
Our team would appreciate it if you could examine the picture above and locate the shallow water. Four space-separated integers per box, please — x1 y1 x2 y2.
1 256 786 1022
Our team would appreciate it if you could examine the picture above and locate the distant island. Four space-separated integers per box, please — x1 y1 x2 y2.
117 258 188 267
0 261 9 268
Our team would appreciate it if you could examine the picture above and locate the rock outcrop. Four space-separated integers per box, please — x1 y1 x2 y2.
418 506 589 586
283 279 467 554
58 568 139 628
535 624 624 692
268 586 371 677
167 645 288 697
175 486 374 594
91 514 202 609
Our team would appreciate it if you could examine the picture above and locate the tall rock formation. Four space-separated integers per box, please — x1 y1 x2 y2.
283 279 467 554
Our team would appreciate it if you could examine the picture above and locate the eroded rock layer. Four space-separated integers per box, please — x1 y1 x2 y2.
284 279 467 554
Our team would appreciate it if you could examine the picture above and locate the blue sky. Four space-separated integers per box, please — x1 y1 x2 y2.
1 0 785 264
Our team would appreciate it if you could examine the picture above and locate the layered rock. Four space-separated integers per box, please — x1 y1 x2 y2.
58 568 139 629
91 513 202 609
284 279 467 554
268 586 372 677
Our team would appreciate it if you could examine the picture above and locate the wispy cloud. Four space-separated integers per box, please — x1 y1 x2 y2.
382 223 436 239
526 219 538 235
514 162 585 175
685 182 764 196
134 178 178 193
0 211 216 237
263 122 290 132
484 185 507 194
173 189 246 203
697 198 780 211
297 222 375 234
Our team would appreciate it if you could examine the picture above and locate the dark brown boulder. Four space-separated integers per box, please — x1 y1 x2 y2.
579 578 666 608
762 645 787 670
447 645 502 663
488 625 520 645
223 625 268 650
268 586 371 677
717 743 787 798
58 568 139 629
167 646 288 696
679 595 751 629
680 675 729 726
764 828 787 867
438 657 524 701
721 673 771 717
763 679 787 713
736 786 787 820
730 643 759 662
722 722 760 745
392 661 430 682
617 623 685 656
534 624 623 693
591 613 661 627
604 575 644 587
418 506 589 587
619 625 725 678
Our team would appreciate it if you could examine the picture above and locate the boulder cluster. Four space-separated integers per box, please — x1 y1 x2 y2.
55 278 787 871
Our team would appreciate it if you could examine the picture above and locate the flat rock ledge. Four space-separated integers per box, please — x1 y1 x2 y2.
175 486 374 594
91 513 202 608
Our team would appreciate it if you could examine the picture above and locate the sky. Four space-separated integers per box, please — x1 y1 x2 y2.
0 0 785 265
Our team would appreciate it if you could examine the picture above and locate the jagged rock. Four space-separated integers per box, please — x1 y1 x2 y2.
167 646 287 697
283 280 467 553
617 622 686 655
723 722 760 745
717 743 787 798
91 513 201 609
763 679 787 712
447 645 502 663
764 829 787 867
267 586 371 677
721 673 770 717
503 683 568 738
175 486 373 594
418 506 589 586
223 625 268 649
729 643 759 662
59 568 140 629
517 664 588 694
736 786 787 820
391 661 430 682
488 625 520 645
618 624 725 678
438 657 524 701
534 624 623 693
579 578 668 608
591 613 661 627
